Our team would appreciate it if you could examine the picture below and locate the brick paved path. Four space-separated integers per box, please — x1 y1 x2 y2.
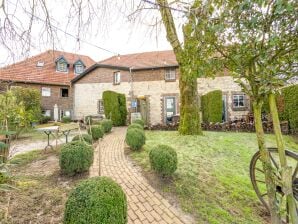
90 127 193 224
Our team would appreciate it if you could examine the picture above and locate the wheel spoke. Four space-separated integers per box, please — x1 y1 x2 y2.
256 179 266 184
261 193 268 197
269 152 279 170
255 167 264 173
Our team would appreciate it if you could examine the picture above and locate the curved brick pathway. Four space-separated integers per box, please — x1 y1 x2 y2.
89 127 193 224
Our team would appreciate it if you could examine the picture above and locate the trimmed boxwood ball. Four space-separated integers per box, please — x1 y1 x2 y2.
149 145 178 176
132 119 144 127
64 176 127 224
88 125 104 140
127 123 143 131
101 119 113 133
125 128 145 150
72 134 93 145
59 141 93 176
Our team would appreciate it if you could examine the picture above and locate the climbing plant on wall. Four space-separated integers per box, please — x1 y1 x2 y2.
201 90 223 123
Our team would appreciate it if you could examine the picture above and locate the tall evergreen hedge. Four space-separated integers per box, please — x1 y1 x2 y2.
201 90 223 123
102 91 127 126
262 84 298 132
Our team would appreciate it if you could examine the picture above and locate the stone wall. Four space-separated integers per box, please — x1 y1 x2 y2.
73 67 250 125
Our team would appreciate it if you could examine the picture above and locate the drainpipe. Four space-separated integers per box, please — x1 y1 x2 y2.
129 67 135 113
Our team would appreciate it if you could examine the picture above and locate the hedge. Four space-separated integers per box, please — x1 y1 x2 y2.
262 85 298 133
64 176 127 224
62 116 71 123
59 141 93 176
149 145 177 176
132 119 144 127
201 90 223 123
103 91 127 126
72 134 93 145
127 123 143 132
88 125 104 140
100 119 113 133
125 128 145 150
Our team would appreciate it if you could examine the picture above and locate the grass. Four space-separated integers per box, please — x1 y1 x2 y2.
130 131 298 224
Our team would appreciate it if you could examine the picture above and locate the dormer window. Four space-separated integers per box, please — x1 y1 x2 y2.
55 56 69 73
73 59 86 75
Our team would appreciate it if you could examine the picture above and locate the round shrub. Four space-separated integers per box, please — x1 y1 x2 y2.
0 172 9 184
149 145 177 176
62 116 71 123
59 141 93 176
132 119 144 127
101 119 113 133
88 125 104 140
125 128 145 150
64 176 127 224
127 123 143 131
72 134 93 145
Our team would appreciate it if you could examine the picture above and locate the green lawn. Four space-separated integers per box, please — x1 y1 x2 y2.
130 131 298 224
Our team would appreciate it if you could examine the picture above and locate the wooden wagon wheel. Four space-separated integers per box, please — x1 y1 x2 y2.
250 147 298 222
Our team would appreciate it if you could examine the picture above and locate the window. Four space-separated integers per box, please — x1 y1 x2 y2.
75 64 84 74
113 71 121 84
61 88 69 98
42 87 51 97
60 110 71 119
98 100 104 114
165 68 176 81
56 62 68 72
42 110 51 117
233 94 245 108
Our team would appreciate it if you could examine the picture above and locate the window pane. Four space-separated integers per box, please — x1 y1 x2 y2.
42 87 51 97
61 88 69 97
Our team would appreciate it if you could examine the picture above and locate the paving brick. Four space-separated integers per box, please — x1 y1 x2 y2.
89 127 189 224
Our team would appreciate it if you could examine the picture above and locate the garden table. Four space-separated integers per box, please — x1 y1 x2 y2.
37 124 78 150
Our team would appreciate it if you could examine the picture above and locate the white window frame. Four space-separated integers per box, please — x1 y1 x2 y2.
98 99 104 114
165 68 176 81
113 71 121 84
56 62 68 73
75 64 84 74
42 87 51 97
233 94 245 108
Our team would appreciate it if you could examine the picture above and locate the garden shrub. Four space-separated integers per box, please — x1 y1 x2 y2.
72 134 93 145
103 91 127 126
62 116 71 123
149 145 178 176
64 176 127 224
127 123 143 131
262 84 298 133
132 119 144 127
88 125 104 140
40 115 51 124
118 93 128 125
125 128 145 150
201 90 223 123
59 141 93 176
100 119 113 133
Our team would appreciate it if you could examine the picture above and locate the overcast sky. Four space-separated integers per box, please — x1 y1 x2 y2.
0 0 184 65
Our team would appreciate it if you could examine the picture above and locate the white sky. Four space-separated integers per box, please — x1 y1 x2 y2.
0 0 182 65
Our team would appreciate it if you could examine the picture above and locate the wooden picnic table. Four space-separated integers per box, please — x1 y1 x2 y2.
36 123 78 150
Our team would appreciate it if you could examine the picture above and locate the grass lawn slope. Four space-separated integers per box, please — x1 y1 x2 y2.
130 131 298 224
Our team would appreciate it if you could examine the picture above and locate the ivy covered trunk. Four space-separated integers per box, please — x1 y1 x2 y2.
269 94 298 223
178 67 202 135
253 101 281 224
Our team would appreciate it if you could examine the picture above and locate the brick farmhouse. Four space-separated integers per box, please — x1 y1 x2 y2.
72 51 250 125
0 50 95 120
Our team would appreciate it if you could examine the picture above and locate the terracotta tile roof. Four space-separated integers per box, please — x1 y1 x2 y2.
99 50 178 69
0 50 95 85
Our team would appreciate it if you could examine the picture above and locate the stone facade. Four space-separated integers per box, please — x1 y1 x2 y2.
73 66 250 126
0 81 73 119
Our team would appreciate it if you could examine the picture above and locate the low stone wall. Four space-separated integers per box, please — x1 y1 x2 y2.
148 121 290 134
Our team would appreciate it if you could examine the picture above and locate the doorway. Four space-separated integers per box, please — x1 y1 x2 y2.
164 96 176 124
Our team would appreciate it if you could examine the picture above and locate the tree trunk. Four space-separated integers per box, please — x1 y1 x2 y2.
268 93 297 223
178 67 202 135
253 101 281 223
